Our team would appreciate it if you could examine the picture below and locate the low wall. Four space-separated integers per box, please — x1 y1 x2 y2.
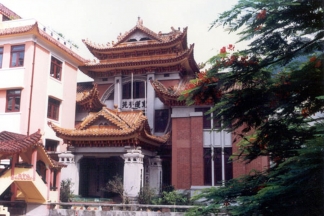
50 209 186 216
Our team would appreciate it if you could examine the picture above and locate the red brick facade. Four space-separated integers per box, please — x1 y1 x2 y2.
172 115 269 189
172 115 204 189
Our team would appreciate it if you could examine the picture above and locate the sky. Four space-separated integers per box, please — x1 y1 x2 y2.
1 0 247 81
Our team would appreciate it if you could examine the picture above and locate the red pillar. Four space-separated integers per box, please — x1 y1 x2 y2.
31 148 37 180
50 170 54 190
11 153 18 180
46 167 51 200
56 170 61 201
10 184 17 201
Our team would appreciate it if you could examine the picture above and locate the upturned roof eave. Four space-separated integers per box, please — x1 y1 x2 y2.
81 26 188 60
79 45 193 72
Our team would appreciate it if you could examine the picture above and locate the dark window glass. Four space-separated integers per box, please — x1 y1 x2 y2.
154 109 169 132
45 139 59 152
47 97 60 120
0 47 3 68
122 81 145 99
195 107 221 129
6 89 21 112
36 161 46 183
204 147 233 185
204 148 212 185
10 45 25 67
195 107 211 129
50 57 62 80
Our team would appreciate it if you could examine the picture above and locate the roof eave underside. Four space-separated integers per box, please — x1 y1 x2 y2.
79 44 198 77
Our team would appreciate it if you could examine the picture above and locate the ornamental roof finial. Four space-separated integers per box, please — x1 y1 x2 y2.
137 16 143 26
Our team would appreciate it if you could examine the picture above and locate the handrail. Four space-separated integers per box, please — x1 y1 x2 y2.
50 202 201 210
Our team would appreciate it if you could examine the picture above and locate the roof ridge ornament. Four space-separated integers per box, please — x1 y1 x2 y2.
137 16 143 26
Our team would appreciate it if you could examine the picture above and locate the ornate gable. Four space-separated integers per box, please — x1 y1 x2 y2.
48 107 170 149
115 25 162 46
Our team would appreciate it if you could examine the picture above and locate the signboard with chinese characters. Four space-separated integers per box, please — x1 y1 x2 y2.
13 168 33 181
14 173 33 181
121 99 146 110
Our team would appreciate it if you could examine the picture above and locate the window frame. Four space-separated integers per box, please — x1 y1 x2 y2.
203 147 233 186
10 45 25 67
47 97 61 121
50 56 63 80
45 139 59 152
6 89 21 112
195 107 221 129
122 81 145 99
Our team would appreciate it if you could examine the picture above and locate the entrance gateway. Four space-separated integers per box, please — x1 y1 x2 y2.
50 107 168 201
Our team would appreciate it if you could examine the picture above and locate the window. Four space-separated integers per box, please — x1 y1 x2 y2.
204 147 233 185
195 107 221 129
10 45 25 67
155 109 169 132
47 97 60 120
45 139 59 152
6 89 21 112
50 57 62 80
0 47 3 68
122 81 145 99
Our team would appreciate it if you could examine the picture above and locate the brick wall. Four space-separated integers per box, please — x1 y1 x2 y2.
232 124 269 177
172 115 203 189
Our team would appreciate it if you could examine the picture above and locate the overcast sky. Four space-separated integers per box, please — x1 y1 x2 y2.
1 0 246 81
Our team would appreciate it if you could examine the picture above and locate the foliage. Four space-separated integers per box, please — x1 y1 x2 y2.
137 186 156 204
101 174 126 203
152 190 191 206
60 178 74 202
182 0 324 215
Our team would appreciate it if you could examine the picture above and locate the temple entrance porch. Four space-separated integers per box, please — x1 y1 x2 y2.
59 147 166 202
79 156 124 198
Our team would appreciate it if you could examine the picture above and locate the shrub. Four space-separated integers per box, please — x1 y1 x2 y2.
152 190 191 206
60 178 74 209
137 186 156 204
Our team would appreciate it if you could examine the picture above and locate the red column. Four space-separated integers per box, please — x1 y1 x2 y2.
56 170 61 201
11 153 19 180
50 170 54 190
10 154 19 201
10 184 17 201
31 148 37 180
46 167 51 200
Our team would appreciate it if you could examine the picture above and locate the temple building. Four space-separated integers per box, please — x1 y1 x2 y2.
50 17 269 200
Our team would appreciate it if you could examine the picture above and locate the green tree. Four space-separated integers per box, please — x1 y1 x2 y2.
60 178 74 202
182 0 324 215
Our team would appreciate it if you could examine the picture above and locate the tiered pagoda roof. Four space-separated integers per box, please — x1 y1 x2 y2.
49 107 170 150
79 18 199 78
76 83 105 112
0 130 65 169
